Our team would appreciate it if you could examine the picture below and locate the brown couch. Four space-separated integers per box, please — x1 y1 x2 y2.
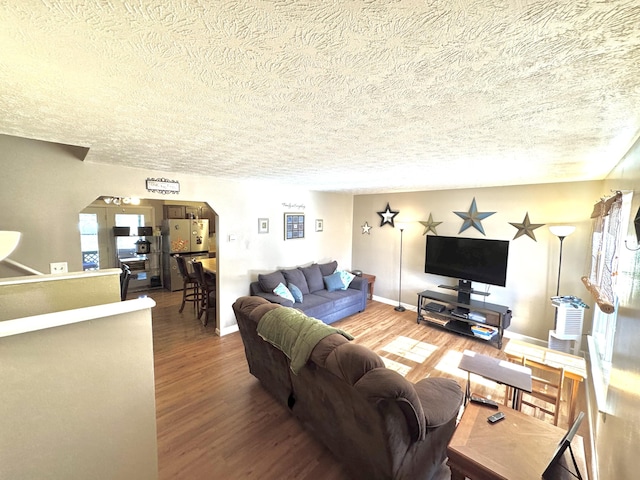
232 296 464 480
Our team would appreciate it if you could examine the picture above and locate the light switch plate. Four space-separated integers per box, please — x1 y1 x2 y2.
50 262 68 274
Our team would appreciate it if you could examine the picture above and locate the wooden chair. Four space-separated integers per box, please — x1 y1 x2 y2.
192 261 216 326
175 255 200 314
516 357 565 426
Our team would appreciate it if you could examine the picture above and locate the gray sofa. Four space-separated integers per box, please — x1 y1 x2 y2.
232 296 465 480
249 260 368 324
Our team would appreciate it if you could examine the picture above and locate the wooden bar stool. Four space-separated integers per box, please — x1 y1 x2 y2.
175 255 200 313
192 261 216 326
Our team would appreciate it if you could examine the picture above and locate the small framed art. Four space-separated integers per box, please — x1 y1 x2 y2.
315 219 323 232
284 213 305 240
258 218 269 234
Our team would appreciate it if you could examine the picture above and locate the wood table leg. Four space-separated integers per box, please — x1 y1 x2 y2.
568 378 580 425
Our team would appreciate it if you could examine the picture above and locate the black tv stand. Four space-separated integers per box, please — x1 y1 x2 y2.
416 288 512 349
438 279 490 304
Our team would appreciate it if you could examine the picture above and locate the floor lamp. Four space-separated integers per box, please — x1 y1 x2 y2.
549 225 576 297
394 225 406 312
549 225 575 329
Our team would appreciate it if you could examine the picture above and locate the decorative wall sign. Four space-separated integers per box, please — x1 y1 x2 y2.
315 219 323 232
258 218 269 234
454 197 495 235
284 213 305 240
377 203 399 227
509 212 545 241
146 177 180 194
420 213 443 235
282 203 306 210
361 221 372 234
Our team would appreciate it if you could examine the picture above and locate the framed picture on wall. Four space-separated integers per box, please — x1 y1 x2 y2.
315 219 323 232
284 213 305 240
258 218 269 234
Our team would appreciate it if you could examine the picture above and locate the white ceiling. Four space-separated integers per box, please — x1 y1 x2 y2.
1 1 639 194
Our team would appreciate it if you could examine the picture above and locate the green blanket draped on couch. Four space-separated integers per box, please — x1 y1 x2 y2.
257 307 353 374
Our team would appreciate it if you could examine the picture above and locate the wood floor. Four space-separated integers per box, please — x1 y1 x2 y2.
146 290 589 479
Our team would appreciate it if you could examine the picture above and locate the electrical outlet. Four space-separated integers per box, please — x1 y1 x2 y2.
50 262 68 274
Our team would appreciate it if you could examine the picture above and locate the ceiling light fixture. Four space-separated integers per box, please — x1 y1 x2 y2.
102 196 140 206
0 231 44 275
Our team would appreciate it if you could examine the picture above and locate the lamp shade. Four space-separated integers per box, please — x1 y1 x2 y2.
549 225 576 238
0 231 21 261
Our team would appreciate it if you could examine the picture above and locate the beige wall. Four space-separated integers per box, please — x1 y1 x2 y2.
593 136 640 480
0 269 121 321
0 298 158 480
353 181 602 340
0 134 355 334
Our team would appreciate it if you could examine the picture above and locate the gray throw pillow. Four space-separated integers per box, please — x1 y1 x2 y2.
301 264 324 292
258 270 286 293
282 268 310 294
318 260 338 277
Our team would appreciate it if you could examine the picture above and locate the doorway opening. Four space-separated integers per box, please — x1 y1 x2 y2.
78 198 218 302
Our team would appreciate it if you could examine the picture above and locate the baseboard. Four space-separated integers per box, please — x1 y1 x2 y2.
373 295 417 312
218 324 239 336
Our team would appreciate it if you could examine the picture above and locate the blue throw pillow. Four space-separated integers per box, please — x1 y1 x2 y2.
273 282 295 302
324 272 344 292
288 283 304 303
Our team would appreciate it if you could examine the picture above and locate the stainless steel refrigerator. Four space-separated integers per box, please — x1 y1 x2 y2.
162 219 210 291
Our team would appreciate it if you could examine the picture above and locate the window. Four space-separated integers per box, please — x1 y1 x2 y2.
79 213 100 270
587 191 633 411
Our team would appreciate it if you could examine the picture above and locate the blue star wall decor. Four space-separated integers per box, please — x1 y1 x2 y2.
377 203 399 227
420 213 443 235
361 221 372 234
509 212 545 241
454 197 495 235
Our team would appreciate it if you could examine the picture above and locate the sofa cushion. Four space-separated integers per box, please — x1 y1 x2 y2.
413 377 464 428
282 268 310 294
234 295 271 323
258 270 286 293
288 283 304 303
301 264 324 293
325 343 384 385
323 272 344 292
318 260 338 277
310 333 350 366
273 282 295 302
248 302 281 325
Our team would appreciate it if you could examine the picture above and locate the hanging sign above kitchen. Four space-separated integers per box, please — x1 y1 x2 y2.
146 177 180 195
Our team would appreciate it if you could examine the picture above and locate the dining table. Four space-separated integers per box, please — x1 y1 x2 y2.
197 257 217 275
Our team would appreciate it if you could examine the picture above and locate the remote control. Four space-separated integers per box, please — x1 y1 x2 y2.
487 412 505 424
470 396 499 409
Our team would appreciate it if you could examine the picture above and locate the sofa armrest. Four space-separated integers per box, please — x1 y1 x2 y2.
413 377 464 428
354 368 426 442
251 291 294 308
348 275 368 292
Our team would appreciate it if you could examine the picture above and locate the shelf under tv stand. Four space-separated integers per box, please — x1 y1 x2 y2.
417 289 512 349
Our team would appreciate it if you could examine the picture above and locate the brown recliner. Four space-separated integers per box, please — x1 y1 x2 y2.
232 296 464 480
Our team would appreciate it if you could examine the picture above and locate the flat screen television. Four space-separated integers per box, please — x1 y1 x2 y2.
425 235 510 292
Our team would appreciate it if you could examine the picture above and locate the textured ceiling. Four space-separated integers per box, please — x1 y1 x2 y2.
1 1 639 194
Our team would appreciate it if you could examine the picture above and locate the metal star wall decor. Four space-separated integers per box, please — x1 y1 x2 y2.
420 213 443 235
361 221 372 234
454 197 495 235
377 203 399 227
509 212 545 241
